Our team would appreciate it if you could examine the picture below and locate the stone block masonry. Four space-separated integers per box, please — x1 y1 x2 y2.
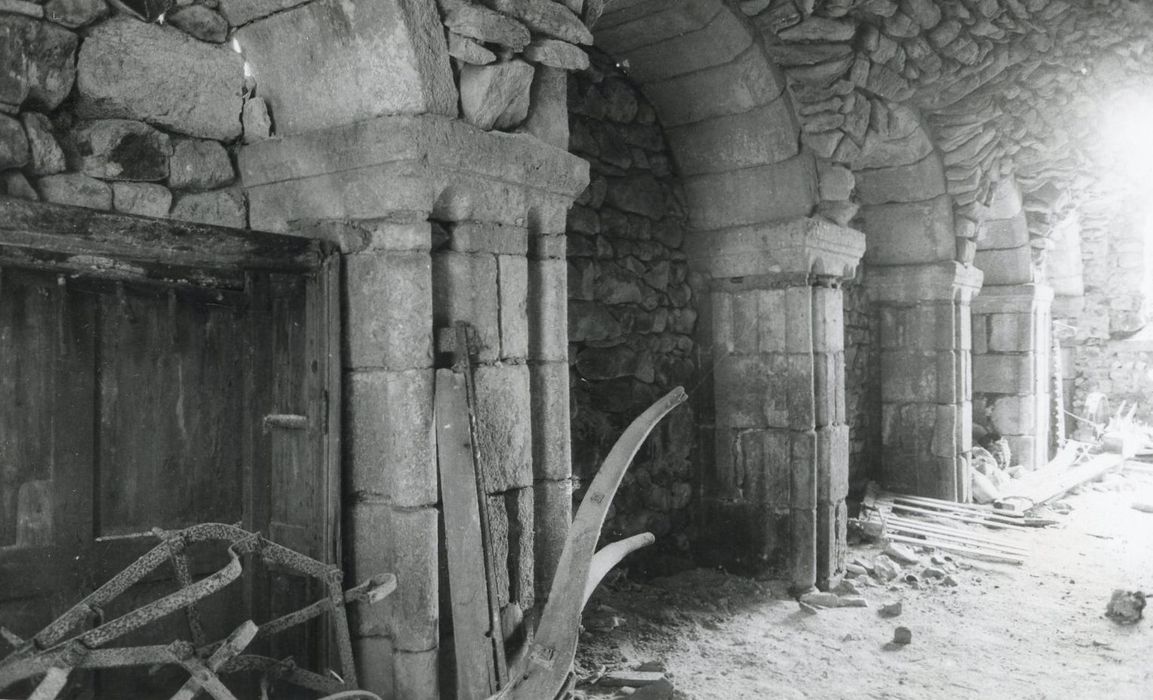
971 284 1052 471
867 262 982 500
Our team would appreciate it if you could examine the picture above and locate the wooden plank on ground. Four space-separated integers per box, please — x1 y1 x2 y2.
435 369 495 699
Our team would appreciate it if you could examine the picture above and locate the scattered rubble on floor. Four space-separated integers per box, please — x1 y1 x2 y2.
892 627 913 646
1105 590 1147 625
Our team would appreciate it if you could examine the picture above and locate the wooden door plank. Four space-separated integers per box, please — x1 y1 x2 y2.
435 369 496 699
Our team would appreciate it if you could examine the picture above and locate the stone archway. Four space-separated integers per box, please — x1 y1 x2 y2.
583 0 866 591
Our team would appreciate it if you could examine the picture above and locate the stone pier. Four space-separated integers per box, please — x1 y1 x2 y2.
237 114 587 697
867 262 983 501
687 217 864 591
972 284 1053 470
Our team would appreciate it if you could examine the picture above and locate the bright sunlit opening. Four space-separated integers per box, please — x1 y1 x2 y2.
1098 90 1153 182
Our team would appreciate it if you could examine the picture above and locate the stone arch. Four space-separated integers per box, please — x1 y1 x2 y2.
593 0 817 235
585 1 866 589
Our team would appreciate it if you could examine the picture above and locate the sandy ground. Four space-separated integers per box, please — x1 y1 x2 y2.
575 463 1153 700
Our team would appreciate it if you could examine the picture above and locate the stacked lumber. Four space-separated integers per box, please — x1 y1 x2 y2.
865 491 1035 565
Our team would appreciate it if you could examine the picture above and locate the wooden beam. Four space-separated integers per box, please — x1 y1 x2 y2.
0 195 329 275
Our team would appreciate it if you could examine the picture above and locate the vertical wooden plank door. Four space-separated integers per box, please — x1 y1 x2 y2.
0 258 340 699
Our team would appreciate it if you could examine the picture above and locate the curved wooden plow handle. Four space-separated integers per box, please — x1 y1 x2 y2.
582 532 655 608
498 387 687 699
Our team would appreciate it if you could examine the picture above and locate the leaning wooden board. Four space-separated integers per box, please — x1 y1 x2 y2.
436 369 496 700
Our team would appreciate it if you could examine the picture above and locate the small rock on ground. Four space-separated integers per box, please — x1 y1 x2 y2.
893 626 913 645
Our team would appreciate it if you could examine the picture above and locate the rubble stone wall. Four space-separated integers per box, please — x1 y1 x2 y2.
566 51 698 573
1 9 252 227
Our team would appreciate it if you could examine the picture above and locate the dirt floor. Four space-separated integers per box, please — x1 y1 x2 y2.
575 463 1153 699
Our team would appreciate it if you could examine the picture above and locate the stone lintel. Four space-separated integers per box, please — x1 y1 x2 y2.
684 217 865 280
238 114 589 231
971 283 1053 315
866 262 984 304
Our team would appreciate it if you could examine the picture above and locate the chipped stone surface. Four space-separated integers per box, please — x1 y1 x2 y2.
447 31 496 65
169 137 234 190
235 0 457 135
441 0 530 50
523 38 588 71
43 0 108 28
219 0 308 26
76 17 244 141
241 97 272 143
21 111 65 175
38 172 113 209
71 119 172 181
167 4 229 43
485 0 592 45
459 60 534 131
3 171 38 200
112 181 172 217
0 113 29 169
8 16 78 111
170 188 247 228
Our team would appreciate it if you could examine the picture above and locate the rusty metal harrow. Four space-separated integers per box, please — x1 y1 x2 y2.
0 523 395 700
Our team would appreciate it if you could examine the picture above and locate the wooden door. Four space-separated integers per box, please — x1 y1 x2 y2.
0 199 341 699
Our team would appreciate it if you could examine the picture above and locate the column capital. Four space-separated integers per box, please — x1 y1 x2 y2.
685 217 866 280
865 262 984 303
971 283 1054 314
237 114 589 232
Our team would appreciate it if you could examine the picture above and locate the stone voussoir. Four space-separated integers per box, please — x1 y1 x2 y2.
484 0 592 45
524 38 588 71
441 0 531 51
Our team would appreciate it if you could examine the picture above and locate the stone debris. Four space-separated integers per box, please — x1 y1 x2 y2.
879 601 902 618
1105 589 1146 625
892 626 913 645
600 670 665 687
872 555 900 582
883 541 921 565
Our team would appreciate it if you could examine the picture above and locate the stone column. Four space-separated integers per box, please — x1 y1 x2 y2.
971 284 1053 470
526 209 574 605
867 263 983 501
687 218 863 592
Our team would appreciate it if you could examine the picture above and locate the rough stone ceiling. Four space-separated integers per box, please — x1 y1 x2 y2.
748 0 1153 261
